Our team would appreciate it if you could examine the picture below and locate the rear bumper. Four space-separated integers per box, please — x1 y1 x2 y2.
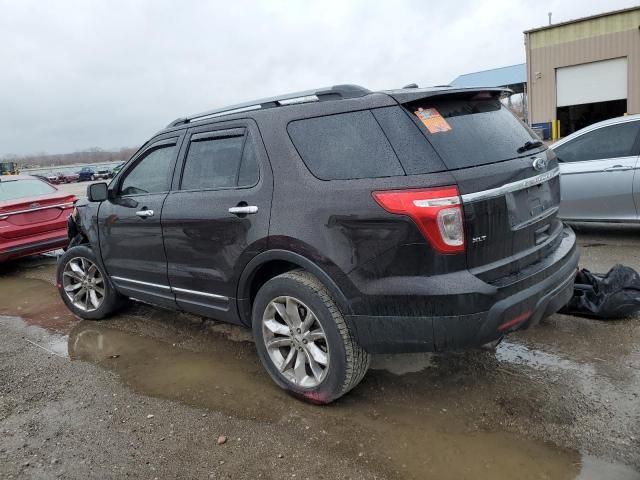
0 229 68 262
345 226 578 353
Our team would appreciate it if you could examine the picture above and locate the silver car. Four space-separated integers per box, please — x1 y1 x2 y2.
551 114 640 222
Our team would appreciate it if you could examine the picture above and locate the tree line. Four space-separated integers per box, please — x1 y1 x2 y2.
1 146 140 168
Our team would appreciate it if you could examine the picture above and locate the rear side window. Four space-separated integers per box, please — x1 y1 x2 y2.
372 107 446 174
0 178 56 201
288 110 405 180
180 131 259 190
554 122 640 162
405 93 541 169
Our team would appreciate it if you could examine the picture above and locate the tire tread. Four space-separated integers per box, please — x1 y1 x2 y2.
277 270 370 399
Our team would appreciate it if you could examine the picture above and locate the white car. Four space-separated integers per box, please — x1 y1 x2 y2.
551 114 640 222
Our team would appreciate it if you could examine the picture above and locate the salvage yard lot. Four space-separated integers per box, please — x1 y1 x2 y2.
1 224 639 480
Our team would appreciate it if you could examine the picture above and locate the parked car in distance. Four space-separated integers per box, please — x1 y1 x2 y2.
58 84 578 403
111 163 125 176
97 167 113 179
45 172 60 184
0 175 76 262
551 114 640 222
77 167 109 181
77 167 96 182
56 171 80 183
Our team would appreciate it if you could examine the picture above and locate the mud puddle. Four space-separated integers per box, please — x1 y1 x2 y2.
0 272 77 333
1 312 628 479
2 258 639 478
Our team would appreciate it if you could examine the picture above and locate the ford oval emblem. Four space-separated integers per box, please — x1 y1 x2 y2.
532 157 547 172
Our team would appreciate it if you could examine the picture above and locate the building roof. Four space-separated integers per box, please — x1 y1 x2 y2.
524 5 640 34
450 64 526 92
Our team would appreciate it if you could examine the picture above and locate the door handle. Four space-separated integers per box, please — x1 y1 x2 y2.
603 165 632 172
135 209 154 218
228 205 258 215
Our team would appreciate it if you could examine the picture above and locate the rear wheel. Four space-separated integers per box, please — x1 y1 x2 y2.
252 271 370 404
56 245 126 320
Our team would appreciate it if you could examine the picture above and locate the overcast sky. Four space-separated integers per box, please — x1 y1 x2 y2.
1 0 637 156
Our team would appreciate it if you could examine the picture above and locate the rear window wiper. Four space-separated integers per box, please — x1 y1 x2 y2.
517 140 544 154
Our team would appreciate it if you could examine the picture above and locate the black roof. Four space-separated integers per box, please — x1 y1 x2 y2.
164 84 513 129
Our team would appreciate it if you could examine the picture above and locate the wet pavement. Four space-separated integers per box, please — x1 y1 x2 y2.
1 226 640 479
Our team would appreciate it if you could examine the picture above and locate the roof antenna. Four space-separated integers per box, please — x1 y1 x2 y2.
548 12 552 25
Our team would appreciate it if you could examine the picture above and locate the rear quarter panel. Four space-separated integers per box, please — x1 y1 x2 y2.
254 98 466 303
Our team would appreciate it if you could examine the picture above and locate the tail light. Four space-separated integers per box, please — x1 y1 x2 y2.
373 186 465 254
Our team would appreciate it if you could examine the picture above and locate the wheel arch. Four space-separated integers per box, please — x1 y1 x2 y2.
236 249 352 327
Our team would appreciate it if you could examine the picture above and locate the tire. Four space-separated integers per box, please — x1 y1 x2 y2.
56 245 126 320
252 270 370 404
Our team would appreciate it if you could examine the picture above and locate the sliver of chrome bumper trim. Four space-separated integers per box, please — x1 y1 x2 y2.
460 167 560 203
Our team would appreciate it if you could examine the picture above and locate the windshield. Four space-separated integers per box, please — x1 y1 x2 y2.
404 92 544 170
0 178 57 202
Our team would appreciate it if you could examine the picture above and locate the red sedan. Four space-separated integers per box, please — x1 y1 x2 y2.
0 175 76 262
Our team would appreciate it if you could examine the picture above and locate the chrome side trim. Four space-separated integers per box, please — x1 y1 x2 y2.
172 287 228 301
111 276 171 290
460 167 560 203
110 276 229 301
2 202 75 217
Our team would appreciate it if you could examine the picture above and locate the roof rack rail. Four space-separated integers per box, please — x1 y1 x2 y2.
167 84 371 128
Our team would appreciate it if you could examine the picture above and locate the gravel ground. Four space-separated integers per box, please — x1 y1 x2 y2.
1 224 640 479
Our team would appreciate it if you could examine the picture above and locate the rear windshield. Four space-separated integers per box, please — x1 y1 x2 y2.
0 178 56 202
404 92 542 169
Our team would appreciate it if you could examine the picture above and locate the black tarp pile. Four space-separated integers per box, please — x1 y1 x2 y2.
560 264 640 319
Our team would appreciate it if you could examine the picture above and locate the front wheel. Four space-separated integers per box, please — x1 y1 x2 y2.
252 271 370 404
56 245 126 320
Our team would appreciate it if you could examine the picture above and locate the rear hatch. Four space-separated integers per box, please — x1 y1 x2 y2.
390 88 561 282
0 178 75 240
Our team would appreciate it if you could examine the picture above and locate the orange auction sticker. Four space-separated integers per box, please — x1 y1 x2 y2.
414 108 451 134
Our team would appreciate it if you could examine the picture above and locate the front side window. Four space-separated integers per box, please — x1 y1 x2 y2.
180 132 259 190
120 143 176 196
554 121 640 163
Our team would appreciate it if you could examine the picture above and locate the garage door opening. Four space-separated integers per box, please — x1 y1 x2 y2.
555 57 628 136
557 99 627 136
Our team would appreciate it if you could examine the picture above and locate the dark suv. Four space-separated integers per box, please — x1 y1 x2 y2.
57 84 578 403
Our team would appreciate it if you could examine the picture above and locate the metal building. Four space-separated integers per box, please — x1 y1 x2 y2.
450 63 526 93
450 64 527 119
525 6 640 138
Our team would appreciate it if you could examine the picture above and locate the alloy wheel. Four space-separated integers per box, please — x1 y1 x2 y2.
62 257 105 312
262 296 330 388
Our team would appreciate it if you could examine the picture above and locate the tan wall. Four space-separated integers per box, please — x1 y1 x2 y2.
526 12 640 124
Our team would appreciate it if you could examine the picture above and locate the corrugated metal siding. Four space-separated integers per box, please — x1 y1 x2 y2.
527 28 640 124
530 9 640 48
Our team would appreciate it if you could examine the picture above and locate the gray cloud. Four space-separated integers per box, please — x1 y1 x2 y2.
0 0 636 155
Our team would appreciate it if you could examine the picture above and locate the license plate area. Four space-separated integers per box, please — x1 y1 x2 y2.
506 181 555 228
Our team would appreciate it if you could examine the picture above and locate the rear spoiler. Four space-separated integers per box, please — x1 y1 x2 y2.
384 86 513 105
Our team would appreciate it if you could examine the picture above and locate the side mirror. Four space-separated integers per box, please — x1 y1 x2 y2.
87 182 108 202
